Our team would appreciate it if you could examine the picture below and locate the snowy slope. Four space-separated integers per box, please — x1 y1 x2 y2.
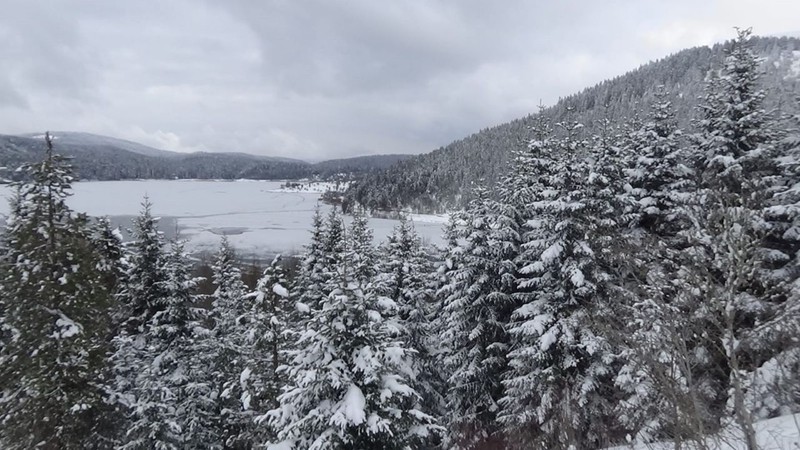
607 413 800 450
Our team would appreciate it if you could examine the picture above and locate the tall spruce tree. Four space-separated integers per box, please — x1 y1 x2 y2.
323 208 347 276
627 87 692 235
119 241 215 449
347 208 377 286
248 254 293 417
680 29 783 441
0 133 117 449
614 91 703 443
376 217 444 420
264 217 439 449
500 121 620 449
208 237 252 448
293 207 329 315
93 216 127 293
439 186 512 450
118 198 169 333
110 199 169 435
749 105 800 417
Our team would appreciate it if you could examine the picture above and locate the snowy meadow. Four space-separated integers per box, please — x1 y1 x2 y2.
0 179 446 258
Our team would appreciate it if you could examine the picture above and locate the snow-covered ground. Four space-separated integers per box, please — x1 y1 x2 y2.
607 413 800 450
409 213 450 224
0 180 445 258
269 180 349 194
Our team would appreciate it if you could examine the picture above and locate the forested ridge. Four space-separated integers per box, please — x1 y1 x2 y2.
1 29 799 450
0 133 412 182
344 34 800 213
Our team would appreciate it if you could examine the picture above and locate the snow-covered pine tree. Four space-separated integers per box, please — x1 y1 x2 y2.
612 95 699 442
119 241 215 450
680 29 784 440
109 198 170 440
207 237 253 448
264 217 439 449
118 198 169 333
432 211 465 312
439 185 513 450
500 121 578 447
506 108 557 330
247 254 292 421
627 86 692 236
323 207 347 276
584 119 650 445
694 28 778 204
293 206 328 316
347 208 377 286
93 216 127 293
428 211 465 421
751 102 800 417
432 212 465 321
500 119 620 449
375 216 444 421
0 133 117 449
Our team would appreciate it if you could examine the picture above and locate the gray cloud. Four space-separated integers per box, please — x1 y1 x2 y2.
0 0 798 160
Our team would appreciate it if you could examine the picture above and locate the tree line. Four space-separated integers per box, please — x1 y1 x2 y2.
1 29 799 449
0 134 411 183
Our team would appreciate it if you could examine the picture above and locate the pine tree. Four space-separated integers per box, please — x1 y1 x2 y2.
93 216 127 293
119 242 215 449
680 29 783 442
347 208 377 286
207 237 252 448
694 28 778 203
322 207 347 278
500 120 621 449
376 217 444 420
754 103 800 417
110 199 170 439
264 217 439 449
428 211 465 421
627 86 692 235
0 133 117 449
614 93 699 443
119 198 169 333
247 254 293 443
293 207 328 315
506 109 558 340
439 186 513 450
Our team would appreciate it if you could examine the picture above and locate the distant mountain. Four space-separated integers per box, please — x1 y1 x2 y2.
20 131 183 158
343 35 800 213
0 132 411 182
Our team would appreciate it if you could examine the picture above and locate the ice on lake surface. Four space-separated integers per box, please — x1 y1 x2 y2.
0 180 445 259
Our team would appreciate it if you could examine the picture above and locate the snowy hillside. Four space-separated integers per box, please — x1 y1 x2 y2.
344 35 800 214
608 414 800 450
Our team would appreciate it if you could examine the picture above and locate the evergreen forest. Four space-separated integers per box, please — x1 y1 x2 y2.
1 29 799 450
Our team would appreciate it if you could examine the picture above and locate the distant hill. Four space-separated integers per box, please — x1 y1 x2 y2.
342 35 800 213
19 131 184 159
0 132 412 182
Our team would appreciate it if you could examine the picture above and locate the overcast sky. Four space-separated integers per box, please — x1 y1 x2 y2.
1 1 798 160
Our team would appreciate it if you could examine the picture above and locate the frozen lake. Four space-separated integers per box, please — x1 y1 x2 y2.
0 180 446 259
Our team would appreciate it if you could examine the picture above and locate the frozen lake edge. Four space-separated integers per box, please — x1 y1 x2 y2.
0 179 446 259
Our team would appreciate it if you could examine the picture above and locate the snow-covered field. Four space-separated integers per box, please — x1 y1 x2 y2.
270 180 349 194
0 180 445 258
608 413 800 450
